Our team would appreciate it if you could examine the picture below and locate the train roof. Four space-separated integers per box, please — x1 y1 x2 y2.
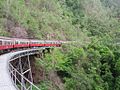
0 36 13 40
0 36 64 43
0 36 11 39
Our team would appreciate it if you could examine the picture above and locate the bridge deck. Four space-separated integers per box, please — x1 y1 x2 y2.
0 48 44 90
0 53 16 90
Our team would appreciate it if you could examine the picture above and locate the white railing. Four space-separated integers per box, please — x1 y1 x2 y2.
9 63 40 90
8 49 44 90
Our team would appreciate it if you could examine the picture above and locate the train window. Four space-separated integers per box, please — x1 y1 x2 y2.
20 42 24 44
7 41 9 45
0 41 2 45
8 42 9 45
8 42 10 45
15 41 18 44
7 42 10 45
4 41 6 45
7 42 9 45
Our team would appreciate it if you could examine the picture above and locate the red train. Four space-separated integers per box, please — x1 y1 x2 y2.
0 37 62 50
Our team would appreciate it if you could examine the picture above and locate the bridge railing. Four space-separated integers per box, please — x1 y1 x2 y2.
10 49 41 61
9 63 40 90
8 49 43 90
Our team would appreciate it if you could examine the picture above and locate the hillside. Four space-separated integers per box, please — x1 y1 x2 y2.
0 0 120 90
0 0 88 41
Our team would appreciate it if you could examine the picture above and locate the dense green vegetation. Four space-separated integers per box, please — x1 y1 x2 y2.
0 0 120 90
34 0 120 90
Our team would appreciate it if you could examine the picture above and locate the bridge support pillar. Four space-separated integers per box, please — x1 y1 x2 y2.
18 55 33 90
19 56 25 90
27 55 33 90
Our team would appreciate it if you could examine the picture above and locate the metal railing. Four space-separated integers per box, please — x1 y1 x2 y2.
9 63 40 90
8 49 43 90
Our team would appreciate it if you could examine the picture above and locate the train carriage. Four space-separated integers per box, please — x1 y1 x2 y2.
0 36 62 51
0 37 14 50
14 38 30 48
44 40 61 47
29 40 45 47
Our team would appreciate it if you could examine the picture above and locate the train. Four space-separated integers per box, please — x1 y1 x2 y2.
0 36 62 50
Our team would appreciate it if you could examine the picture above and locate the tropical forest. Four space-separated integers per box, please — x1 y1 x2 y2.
0 0 120 90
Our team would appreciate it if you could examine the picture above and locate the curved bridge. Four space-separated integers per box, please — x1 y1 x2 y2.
0 48 47 90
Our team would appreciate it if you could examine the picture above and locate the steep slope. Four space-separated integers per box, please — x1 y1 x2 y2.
0 0 120 90
0 0 88 42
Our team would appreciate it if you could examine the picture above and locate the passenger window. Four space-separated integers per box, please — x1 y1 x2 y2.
5 41 7 45
15 41 18 44
0 41 2 45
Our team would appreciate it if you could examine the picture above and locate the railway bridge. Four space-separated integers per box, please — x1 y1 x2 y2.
0 47 52 90
0 36 65 90
0 36 70 90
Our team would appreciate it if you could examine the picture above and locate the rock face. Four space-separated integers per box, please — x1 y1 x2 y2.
5 19 28 38
11 26 28 38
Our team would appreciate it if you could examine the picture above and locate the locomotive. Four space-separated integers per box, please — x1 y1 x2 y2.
0 37 62 51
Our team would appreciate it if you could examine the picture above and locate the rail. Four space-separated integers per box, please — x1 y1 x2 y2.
7 48 45 90
9 63 40 90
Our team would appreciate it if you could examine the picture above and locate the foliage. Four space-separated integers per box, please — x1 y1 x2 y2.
0 0 120 90
32 0 120 90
